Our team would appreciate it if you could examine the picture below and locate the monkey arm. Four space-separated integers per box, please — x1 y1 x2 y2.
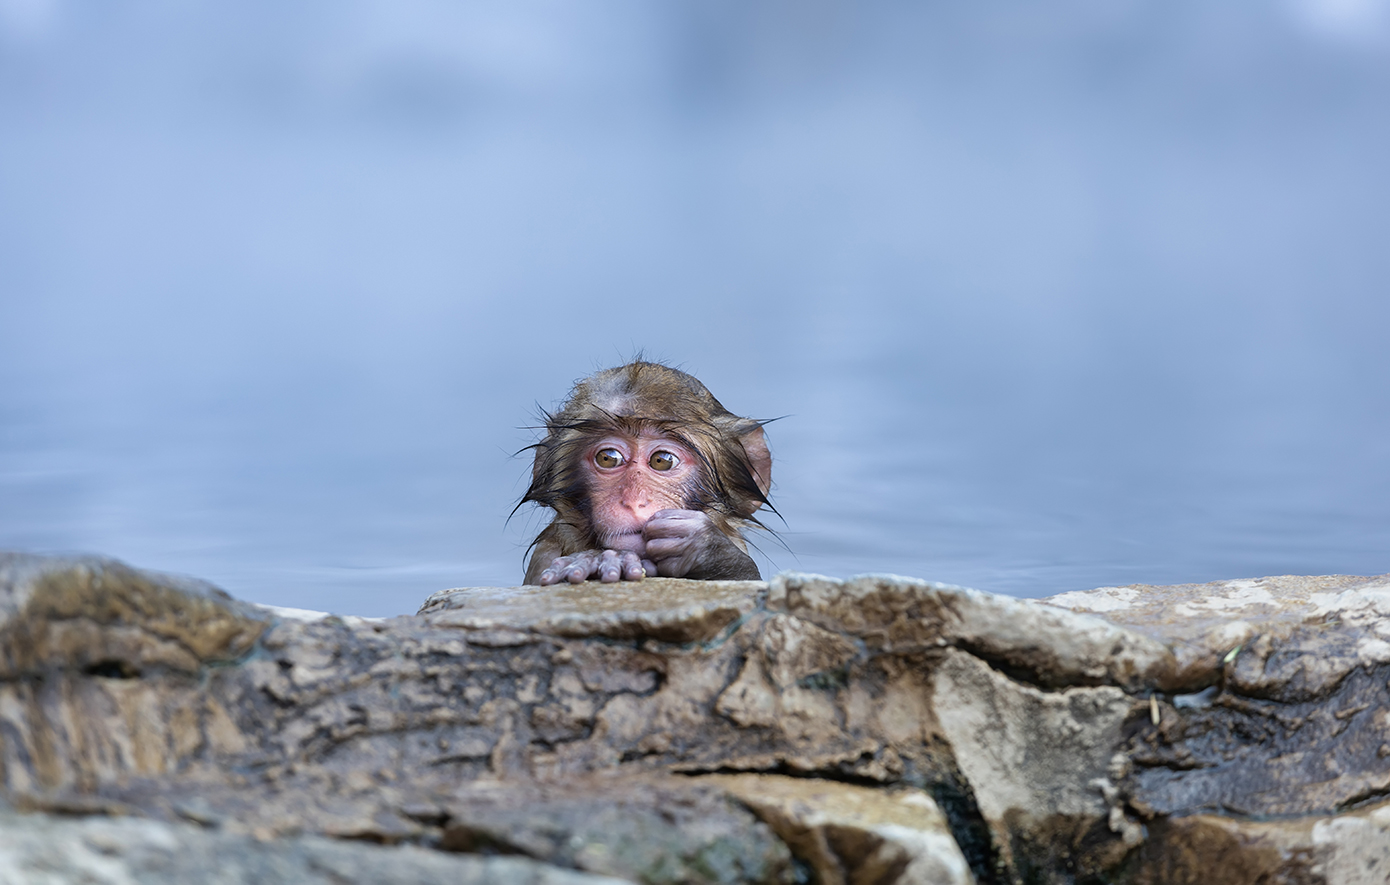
641 510 762 581
523 523 569 585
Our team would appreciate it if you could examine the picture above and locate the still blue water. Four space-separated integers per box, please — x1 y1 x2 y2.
2 1 1388 616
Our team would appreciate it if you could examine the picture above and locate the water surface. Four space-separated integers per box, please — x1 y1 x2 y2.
2 1 1388 615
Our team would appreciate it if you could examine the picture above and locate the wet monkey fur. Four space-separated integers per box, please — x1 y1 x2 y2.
520 361 773 585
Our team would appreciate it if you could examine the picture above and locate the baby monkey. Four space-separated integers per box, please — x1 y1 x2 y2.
521 361 772 585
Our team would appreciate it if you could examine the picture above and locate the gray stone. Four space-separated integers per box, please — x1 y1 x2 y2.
768 572 1178 691
0 809 624 885
931 648 1139 875
418 579 762 644
6 552 1390 884
1044 573 1390 698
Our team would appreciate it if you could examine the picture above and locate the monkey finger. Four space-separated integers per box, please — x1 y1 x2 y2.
641 559 658 577
597 550 625 583
643 510 708 539
565 563 593 583
540 552 602 584
538 559 574 586
617 552 646 581
655 555 699 578
643 537 690 561
650 508 702 520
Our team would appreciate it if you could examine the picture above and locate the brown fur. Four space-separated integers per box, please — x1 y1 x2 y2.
520 361 772 583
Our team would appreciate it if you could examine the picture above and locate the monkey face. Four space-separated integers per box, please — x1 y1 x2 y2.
581 430 698 552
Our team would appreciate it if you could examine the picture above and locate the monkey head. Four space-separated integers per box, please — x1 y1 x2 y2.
520 361 772 585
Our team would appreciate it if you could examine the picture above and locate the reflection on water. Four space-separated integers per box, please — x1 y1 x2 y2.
2 1 1388 616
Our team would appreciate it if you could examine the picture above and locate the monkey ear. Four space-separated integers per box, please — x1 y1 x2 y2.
739 425 772 512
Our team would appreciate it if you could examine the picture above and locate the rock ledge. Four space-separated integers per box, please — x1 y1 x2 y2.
3 552 1389 884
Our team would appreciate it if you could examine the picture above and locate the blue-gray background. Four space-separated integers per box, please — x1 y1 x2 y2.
2 1 1387 616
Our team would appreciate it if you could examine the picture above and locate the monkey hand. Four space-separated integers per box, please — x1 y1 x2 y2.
537 549 656 586
642 510 760 580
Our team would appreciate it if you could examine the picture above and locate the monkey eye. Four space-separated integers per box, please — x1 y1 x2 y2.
648 451 678 471
594 448 624 469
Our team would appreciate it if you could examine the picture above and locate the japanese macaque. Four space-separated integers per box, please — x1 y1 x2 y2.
520 361 772 585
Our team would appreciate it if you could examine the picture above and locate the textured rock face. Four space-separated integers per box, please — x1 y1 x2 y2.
0 810 625 885
1048 574 1390 883
2 552 1389 884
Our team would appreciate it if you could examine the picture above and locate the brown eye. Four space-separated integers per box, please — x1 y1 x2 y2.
594 448 624 469
648 451 678 471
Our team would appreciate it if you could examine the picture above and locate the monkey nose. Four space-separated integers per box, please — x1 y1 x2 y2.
621 495 660 522
625 502 658 521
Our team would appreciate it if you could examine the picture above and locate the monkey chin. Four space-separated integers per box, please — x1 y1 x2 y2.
600 531 647 556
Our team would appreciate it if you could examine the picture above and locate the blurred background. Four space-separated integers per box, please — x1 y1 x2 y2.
2 0 1387 617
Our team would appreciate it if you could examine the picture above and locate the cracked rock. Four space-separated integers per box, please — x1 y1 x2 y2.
4 553 1390 884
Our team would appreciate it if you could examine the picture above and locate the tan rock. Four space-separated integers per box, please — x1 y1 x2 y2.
418 578 763 644
707 773 974 885
0 809 628 885
769 572 1177 691
1044 572 1390 695
1122 798 1390 885
7 553 1390 885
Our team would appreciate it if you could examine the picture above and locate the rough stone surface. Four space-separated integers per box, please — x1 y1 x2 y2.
706 774 974 885
1046 573 1390 698
768 573 1177 691
418 581 762 644
3 552 1390 884
1046 573 1390 882
0 809 625 885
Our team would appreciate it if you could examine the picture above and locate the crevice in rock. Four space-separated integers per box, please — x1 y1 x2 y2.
679 759 1007 885
1334 785 1390 813
333 829 414 847
951 641 1107 694
81 659 141 679
692 609 759 652
437 826 531 856
619 746 666 764
399 807 452 828
1130 755 1214 772
525 729 595 752
677 763 892 789
926 777 1004 885
427 751 492 767
795 665 850 692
